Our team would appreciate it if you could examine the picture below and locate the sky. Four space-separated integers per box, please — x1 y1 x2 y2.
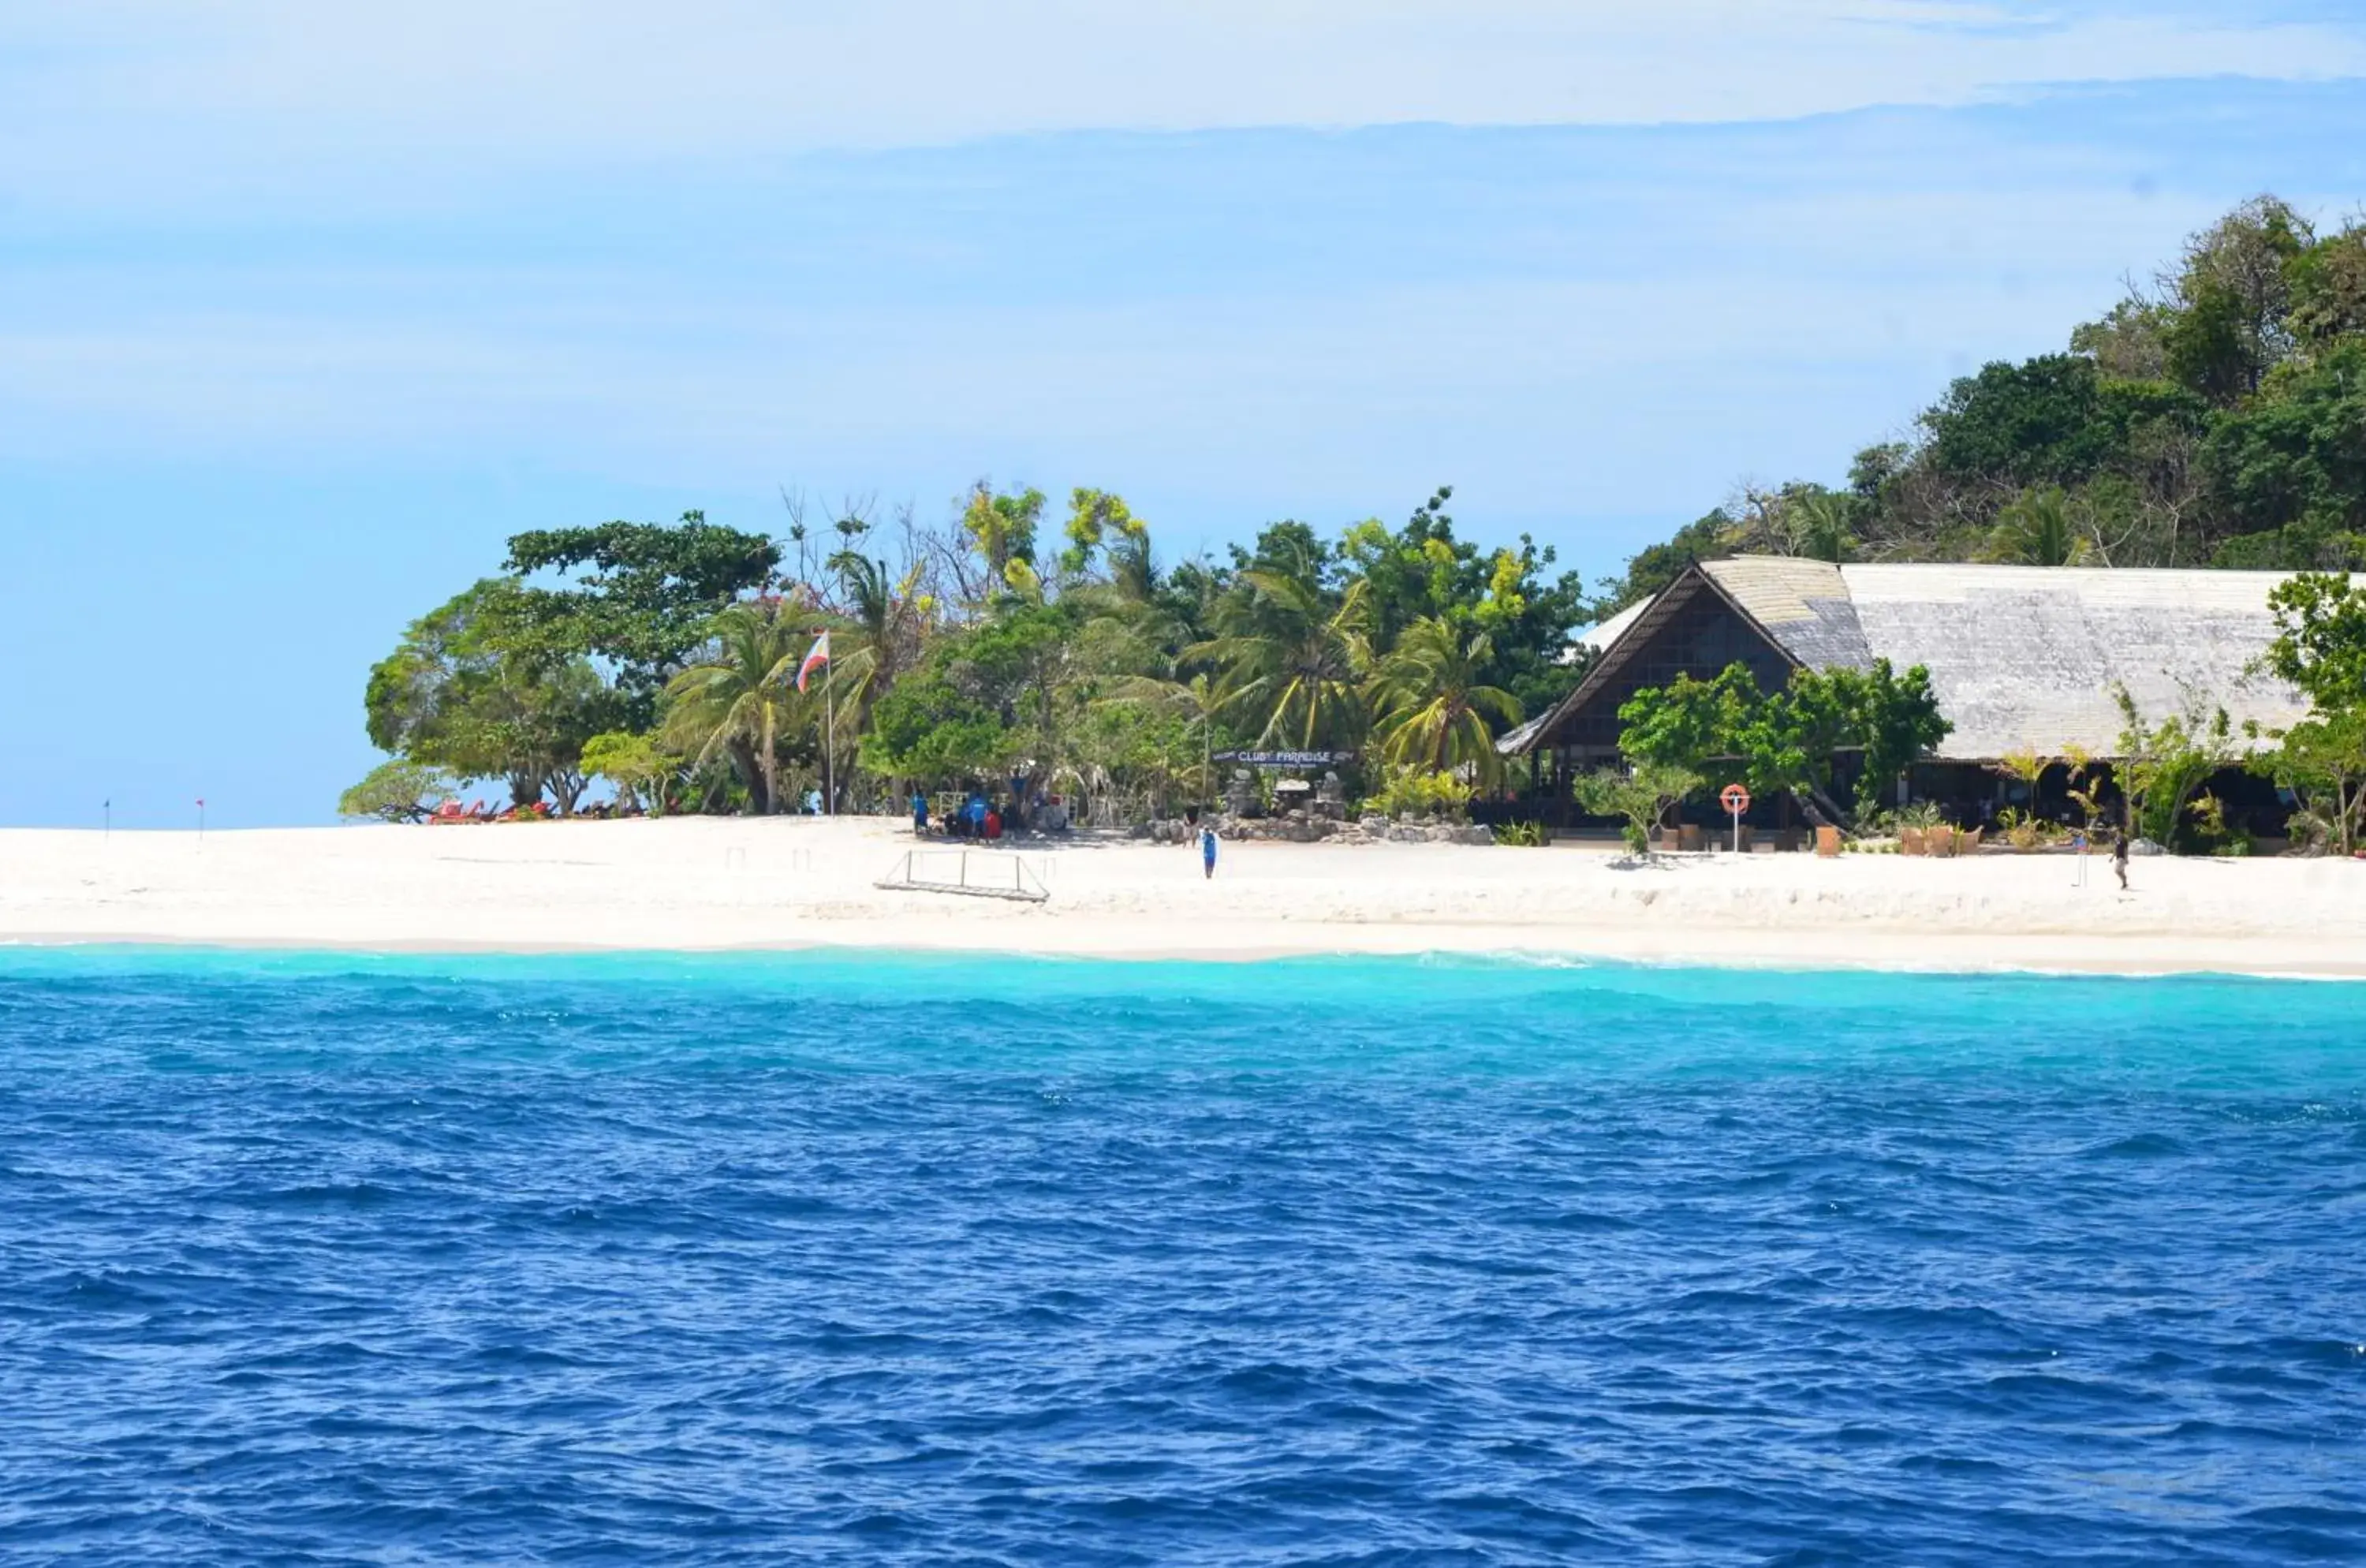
3 2 2364 826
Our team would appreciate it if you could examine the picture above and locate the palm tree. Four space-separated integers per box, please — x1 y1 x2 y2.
1990 487 2090 566
662 602 806 814
1189 572 1372 749
1368 616 1524 786
1786 490 1857 564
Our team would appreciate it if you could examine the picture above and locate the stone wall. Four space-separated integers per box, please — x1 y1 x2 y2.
1133 812 1495 846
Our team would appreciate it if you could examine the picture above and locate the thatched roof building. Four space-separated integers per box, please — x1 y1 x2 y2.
1512 558 2307 769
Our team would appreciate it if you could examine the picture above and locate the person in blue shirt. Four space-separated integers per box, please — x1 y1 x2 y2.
911 791 928 836
1200 823 1219 879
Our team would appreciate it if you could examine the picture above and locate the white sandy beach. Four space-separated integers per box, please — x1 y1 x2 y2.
2 817 2362 976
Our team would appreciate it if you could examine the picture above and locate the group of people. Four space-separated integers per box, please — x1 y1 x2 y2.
911 784 1038 842
905 787 1222 876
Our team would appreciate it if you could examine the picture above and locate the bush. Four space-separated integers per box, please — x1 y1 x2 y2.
1495 819 1549 848
1365 767 1476 821
582 730 684 816
338 760 454 823
1573 763 1701 856
1993 807 2066 851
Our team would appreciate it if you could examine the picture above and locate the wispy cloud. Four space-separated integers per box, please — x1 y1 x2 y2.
9 80 2357 525
4 2 2362 215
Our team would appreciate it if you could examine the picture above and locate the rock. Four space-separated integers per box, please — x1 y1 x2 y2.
2130 838 2169 857
1458 824 1495 846
1358 814 1389 836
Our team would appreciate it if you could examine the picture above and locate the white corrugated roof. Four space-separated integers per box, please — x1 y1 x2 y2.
1574 595 1654 654
1832 562 2305 760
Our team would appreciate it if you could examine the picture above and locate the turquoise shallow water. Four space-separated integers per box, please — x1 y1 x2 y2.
2 946 2363 1564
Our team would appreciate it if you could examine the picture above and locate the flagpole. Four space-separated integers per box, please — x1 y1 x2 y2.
824 660 835 816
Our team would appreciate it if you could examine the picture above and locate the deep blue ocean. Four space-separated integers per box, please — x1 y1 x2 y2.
3 947 2363 1566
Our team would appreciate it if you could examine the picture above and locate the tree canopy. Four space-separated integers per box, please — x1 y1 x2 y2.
1595 194 2366 609
354 491 1597 820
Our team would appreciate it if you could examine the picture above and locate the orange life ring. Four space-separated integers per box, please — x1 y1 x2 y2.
1720 783 1751 815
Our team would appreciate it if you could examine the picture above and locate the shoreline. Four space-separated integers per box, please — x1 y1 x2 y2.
6 934 2364 981
4 819 2364 981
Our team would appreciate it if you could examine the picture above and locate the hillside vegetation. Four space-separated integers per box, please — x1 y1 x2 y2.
1597 196 2366 614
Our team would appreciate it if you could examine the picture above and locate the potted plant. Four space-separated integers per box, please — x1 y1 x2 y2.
1897 801 1945 856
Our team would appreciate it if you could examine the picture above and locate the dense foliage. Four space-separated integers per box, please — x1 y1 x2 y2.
1596 196 2366 614
1613 660 1950 828
353 485 1589 819
2253 571 2366 853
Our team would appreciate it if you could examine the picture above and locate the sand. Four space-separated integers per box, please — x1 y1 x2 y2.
2 816 2362 977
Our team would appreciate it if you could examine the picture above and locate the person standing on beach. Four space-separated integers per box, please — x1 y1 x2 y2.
1200 823 1219 880
2112 829 2129 891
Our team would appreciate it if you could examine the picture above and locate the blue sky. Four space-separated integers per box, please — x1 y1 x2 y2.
3 3 2364 825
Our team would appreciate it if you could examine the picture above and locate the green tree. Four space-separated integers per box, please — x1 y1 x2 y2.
1097 670 1230 804
502 512 780 716
581 730 685 816
859 663 1021 783
1193 572 1373 749
1573 763 1703 854
1840 660 1953 818
959 483 1047 598
1784 488 1857 564
2162 195 2310 404
2201 342 2366 568
2113 684 2240 849
2253 571 2366 851
1987 487 2091 566
364 578 618 813
1337 485 1472 648
1058 487 1148 581
2287 222 2366 348
660 602 809 815
953 603 1080 778
1615 659 1946 828
2253 712 2366 855
2071 297 2174 381
338 760 455 823
822 547 930 777
1368 617 1523 786
1921 354 2122 491
1615 663 1757 778
2263 570 2366 707
1600 194 2356 579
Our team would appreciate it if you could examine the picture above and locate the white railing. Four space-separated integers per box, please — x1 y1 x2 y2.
874 849 1051 903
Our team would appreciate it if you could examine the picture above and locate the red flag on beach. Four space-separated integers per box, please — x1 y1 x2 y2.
797 631 830 693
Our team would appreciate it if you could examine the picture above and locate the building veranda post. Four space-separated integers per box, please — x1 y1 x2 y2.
1505 558 2311 838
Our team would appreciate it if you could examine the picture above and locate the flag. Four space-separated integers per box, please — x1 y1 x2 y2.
797 631 831 693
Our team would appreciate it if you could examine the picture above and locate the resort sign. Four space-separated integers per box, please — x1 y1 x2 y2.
1213 750 1357 769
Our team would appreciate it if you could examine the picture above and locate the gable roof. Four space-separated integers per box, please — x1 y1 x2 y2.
1510 558 1802 756
1512 558 2308 761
